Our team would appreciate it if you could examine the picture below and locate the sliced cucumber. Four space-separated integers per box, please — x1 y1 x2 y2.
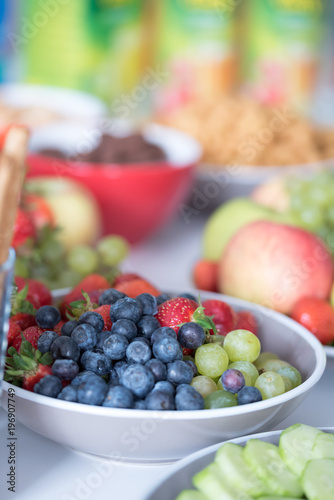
215 442 270 497
243 439 303 498
279 423 322 476
301 458 334 500
193 462 252 500
175 490 208 500
312 432 334 459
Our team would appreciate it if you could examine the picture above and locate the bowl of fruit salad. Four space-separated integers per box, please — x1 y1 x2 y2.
145 424 334 500
27 122 201 243
1 277 326 463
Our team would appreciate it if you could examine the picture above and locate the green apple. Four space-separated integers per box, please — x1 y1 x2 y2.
25 176 102 250
203 197 295 262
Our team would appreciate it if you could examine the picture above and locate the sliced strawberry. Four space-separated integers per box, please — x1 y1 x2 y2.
202 299 236 336
236 311 258 336
11 326 45 352
22 365 53 391
7 320 22 347
11 208 36 249
11 312 36 331
115 278 160 298
14 277 52 309
193 259 218 293
291 297 334 345
93 304 112 331
113 273 142 286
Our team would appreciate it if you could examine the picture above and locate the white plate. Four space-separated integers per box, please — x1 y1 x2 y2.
1 290 326 463
144 426 334 500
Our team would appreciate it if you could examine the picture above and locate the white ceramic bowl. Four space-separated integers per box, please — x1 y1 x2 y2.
1 291 326 464
144 426 334 500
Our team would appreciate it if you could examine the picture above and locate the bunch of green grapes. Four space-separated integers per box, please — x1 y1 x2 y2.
286 170 334 253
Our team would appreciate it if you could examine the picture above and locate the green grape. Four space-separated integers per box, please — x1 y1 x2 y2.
195 344 229 378
254 352 279 369
228 361 259 386
204 390 237 409
327 207 334 225
66 245 98 275
57 269 82 289
191 376 217 398
280 375 293 392
276 365 302 390
14 257 29 278
223 330 261 363
309 185 330 208
40 238 64 263
300 206 324 231
255 358 291 373
254 371 285 400
97 235 129 267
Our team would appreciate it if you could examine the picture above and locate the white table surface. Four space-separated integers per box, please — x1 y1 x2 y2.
1 214 333 500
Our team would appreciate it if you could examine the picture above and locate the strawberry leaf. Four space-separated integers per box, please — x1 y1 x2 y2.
20 341 35 359
7 346 18 357
11 283 36 316
12 353 29 370
39 352 53 365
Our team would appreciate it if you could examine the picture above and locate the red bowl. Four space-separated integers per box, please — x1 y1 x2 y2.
27 124 201 244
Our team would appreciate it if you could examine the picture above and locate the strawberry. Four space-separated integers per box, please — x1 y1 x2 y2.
14 277 52 309
93 305 112 331
24 193 54 229
7 320 22 347
291 297 334 345
53 320 65 335
115 278 160 298
11 312 36 331
202 300 237 336
235 311 258 336
60 274 109 317
5 340 53 392
193 259 218 293
11 326 45 353
11 208 36 249
113 273 142 286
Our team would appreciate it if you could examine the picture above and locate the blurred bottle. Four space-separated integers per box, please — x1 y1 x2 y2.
21 0 145 106
152 0 238 115
0 0 19 82
241 0 326 114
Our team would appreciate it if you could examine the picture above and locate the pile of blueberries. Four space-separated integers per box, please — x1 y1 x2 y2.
33 289 205 411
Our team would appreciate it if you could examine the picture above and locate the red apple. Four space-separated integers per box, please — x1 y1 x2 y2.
219 221 334 314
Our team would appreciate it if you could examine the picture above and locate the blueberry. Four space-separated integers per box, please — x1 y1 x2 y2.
95 330 112 350
35 305 61 329
151 327 177 345
167 360 194 386
57 385 78 402
120 364 155 398
153 337 183 363
136 293 157 316
109 297 142 324
137 316 161 340
71 324 97 351
178 322 205 349
113 360 130 378
77 375 108 405
134 399 146 410
153 380 175 396
221 369 245 394
145 359 167 382
50 336 80 362
184 359 198 378
103 333 128 360
126 340 151 364
145 390 175 411
102 385 134 409
80 349 112 376
34 375 62 398
237 386 262 405
133 336 150 346
70 371 97 387
37 330 59 354
78 311 104 333
109 369 120 386
175 385 204 411
52 359 79 380
156 293 172 306
99 288 125 306
61 320 78 337
178 293 197 302
111 319 137 342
